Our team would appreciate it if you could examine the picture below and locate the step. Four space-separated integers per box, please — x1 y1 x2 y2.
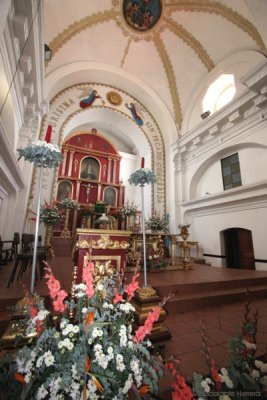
164 284 267 313
154 277 267 298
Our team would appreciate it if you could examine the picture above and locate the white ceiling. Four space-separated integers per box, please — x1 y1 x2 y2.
44 0 267 150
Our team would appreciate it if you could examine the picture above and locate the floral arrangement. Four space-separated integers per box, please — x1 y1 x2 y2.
79 205 94 217
191 301 267 400
40 201 63 225
145 213 169 233
59 198 80 210
17 140 63 168
128 168 156 186
178 223 190 230
13 262 165 399
120 202 138 216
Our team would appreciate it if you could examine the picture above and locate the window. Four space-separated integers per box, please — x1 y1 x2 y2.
221 153 242 190
203 74 236 115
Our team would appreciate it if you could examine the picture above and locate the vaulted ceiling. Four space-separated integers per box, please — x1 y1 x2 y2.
44 0 267 147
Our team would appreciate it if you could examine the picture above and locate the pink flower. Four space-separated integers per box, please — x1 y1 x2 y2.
133 305 161 342
113 291 123 304
82 261 95 298
125 272 140 301
45 267 68 313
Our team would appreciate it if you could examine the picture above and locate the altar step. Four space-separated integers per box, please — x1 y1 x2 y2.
51 237 73 257
155 275 267 314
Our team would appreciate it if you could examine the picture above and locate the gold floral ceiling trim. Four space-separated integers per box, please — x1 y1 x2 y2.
49 10 120 56
166 0 267 54
153 31 182 128
165 17 214 71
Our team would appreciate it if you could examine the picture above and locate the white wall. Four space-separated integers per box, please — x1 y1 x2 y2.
174 60 267 271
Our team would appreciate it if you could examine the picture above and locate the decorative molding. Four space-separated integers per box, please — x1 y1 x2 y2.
153 31 182 128
49 10 120 57
165 17 214 71
166 0 267 54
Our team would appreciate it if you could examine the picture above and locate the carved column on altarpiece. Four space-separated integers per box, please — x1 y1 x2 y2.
119 182 124 207
107 158 112 182
62 149 68 176
67 151 75 177
112 159 117 183
75 180 81 202
97 183 101 201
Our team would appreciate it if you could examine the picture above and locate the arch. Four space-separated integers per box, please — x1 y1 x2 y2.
189 142 267 199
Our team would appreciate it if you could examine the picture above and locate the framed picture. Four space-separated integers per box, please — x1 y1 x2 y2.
56 180 73 201
103 187 117 206
80 157 99 180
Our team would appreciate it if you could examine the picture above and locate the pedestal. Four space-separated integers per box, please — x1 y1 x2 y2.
131 286 171 343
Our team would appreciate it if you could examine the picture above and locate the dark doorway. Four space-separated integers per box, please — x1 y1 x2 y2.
223 228 255 269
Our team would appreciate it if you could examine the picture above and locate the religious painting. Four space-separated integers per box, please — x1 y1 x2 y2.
103 187 117 207
122 0 162 32
80 157 100 180
56 180 73 201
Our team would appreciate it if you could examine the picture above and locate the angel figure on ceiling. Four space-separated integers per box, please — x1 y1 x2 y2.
125 102 144 126
79 87 101 109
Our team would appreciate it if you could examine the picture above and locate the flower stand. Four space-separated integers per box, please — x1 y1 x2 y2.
131 287 171 343
60 208 71 238
45 224 54 258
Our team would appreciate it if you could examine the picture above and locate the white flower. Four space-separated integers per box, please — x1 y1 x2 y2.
242 339 256 350
250 369 260 379
36 384 48 400
122 373 133 395
92 327 103 338
49 377 62 392
96 283 104 291
201 378 212 393
44 350 55 367
24 372 32 383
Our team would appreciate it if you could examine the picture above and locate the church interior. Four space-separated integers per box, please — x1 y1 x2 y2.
1 0 267 398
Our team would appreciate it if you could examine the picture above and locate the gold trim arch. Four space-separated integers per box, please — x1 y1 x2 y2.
28 83 166 218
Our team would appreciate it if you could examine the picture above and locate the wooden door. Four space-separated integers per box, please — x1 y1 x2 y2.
223 228 255 269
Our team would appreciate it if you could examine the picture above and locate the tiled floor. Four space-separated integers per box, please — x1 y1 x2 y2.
0 255 267 386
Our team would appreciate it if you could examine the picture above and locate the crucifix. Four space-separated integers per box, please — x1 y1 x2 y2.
81 183 94 202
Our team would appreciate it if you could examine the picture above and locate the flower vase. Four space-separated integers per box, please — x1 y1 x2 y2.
60 208 71 238
127 215 135 231
45 224 54 258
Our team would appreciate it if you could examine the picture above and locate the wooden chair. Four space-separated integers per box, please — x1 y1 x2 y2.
0 232 20 265
7 234 46 288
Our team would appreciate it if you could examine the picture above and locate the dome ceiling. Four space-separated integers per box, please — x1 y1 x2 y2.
44 0 267 138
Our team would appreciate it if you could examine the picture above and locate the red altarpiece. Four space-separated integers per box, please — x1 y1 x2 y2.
56 130 125 231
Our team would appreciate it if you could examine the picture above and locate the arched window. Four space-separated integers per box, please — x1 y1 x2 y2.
202 74 236 115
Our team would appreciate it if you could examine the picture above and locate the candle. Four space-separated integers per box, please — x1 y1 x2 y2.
45 125 52 143
141 157 145 168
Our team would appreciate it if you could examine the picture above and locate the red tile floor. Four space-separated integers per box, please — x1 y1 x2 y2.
0 256 267 386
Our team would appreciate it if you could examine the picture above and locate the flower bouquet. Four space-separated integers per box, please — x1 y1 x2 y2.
40 202 63 225
145 214 169 233
120 202 138 216
17 140 63 168
13 262 165 399
128 169 156 186
59 198 80 210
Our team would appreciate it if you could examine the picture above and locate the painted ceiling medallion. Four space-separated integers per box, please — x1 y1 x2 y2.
107 91 122 106
122 0 162 32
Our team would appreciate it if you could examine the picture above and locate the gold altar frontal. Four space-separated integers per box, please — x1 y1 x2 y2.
73 228 132 282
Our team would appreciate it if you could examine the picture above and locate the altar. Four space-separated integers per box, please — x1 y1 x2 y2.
73 228 132 282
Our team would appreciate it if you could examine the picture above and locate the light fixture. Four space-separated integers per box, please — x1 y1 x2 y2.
201 110 211 120
44 44 52 61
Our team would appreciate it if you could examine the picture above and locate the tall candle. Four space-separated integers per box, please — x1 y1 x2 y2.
45 125 52 143
141 157 145 168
